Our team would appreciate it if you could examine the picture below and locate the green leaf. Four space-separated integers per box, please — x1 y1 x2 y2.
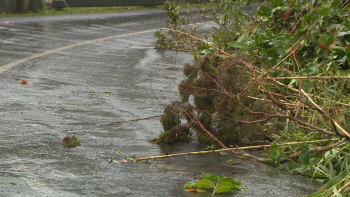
194 179 216 189
184 182 196 188
272 0 282 8
257 6 272 17
318 8 332 16
263 48 278 56
112 160 120 164
336 31 350 37
331 0 342 8
301 143 310 166
227 42 247 49
332 186 343 197
268 143 277 159
215 186 232 193
344 20 350 30
333 110 350 118
330 46 346 52
218 182 234 188
306 190 327 197
319 170 350 190
220 151 229 155
237 32 249 43
202 173 219 181
345 48 350 63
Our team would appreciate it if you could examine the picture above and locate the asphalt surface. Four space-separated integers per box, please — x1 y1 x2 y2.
0 10 320 196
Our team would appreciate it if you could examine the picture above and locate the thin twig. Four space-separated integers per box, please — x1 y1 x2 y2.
109 115 162 125
333 177 350 197
135 138 340 161
212 178 221 197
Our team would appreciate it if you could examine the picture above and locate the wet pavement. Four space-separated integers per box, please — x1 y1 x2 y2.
1 10 319 196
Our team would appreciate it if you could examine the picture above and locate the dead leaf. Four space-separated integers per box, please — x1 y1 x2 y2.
188 188 197 192
7 182 17 185
4 21 11 24
328 42 336 49
122 55 127 58
127 7 131 9
120 159 128 163
196 188 207 193
20 79 28 84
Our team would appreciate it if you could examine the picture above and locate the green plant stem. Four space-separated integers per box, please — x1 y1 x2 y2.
211 178 221 197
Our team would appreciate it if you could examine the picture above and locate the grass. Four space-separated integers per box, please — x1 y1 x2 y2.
0 5 163 17
0 1 262 18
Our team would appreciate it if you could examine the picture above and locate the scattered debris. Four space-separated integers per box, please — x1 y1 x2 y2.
61 135 81 147
109 115 162 125
20 79 28 84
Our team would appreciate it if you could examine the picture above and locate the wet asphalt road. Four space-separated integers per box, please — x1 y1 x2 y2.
0 10 319 196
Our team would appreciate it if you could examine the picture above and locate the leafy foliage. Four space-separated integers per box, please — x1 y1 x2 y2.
184 172 245 194
155 0 350 196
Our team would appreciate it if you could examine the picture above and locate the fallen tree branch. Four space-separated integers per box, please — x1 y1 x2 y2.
135 138 340 161
108 115 162 125
300 89 350 139
181 108 228 149
287 141 344 159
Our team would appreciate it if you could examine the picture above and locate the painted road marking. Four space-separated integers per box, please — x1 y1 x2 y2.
0 29 157 74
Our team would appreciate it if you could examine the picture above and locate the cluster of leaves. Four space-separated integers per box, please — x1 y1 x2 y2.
155 0 350 196
184 172 245 194
265 141 350 197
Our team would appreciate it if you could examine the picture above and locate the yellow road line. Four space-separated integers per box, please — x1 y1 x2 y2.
0 29 157 74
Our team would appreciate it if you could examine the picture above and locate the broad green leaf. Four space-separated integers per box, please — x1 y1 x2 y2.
272 0 282 8
237 32 249 43
301 143 310 166
257 6 272 17
218 182 234 188
330 46 346 52
336 31 350 37
331 0 342 8
194 179 215 189
215 186 232 193
319 8 332 16
203 174 219 181
344 20 350 30
184 182 196 188
227 42 247 49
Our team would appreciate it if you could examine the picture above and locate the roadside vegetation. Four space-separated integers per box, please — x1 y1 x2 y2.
0 5 161 17
153 0 350 196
